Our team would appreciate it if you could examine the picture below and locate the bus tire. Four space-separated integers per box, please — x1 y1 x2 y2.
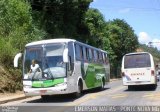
74 80 83 98
99 78 105 90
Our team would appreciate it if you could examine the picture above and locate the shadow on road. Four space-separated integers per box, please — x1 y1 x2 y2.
26 94 77 103
26 87 110 103
124 85 157 92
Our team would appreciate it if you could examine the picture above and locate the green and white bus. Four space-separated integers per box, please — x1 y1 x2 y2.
14 39 110 98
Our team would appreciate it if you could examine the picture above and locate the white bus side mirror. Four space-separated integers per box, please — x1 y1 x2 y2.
14 53 22 67
63 49 68 62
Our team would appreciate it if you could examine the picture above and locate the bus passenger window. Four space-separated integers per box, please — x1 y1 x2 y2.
86 48 89 61
75 44 81 61
104 53 109 64
99 52 103 63
83 47 87 62
89 48 93 62
102 53 105 63
80 46 84 60
94 50 98 62
97 51 100 63
91 49 95 62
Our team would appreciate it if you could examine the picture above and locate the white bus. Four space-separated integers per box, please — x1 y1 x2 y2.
14 39 110 99
121 52 157 89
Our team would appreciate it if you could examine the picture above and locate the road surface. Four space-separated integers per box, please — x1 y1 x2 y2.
1 79 160 112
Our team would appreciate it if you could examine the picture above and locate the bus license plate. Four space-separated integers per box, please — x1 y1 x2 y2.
40 90 47 94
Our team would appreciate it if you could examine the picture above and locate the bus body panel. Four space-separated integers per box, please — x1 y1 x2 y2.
122 52 157 86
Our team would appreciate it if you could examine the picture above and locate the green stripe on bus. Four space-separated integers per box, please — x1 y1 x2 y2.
84 63 105 88
32 78 64 88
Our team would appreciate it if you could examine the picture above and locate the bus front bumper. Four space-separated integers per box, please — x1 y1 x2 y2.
23 83 70 96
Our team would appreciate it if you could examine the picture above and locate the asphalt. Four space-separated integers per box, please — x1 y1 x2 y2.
0 93 30 104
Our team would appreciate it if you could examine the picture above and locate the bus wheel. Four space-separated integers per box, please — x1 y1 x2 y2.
74 81 82 98
41 95 49 100
99 78 105 90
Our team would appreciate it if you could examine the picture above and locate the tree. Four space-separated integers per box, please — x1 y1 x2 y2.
104 19 139 77
29 0 93 38
0 0 45 51
106 19 138 60
83 8 106 48
140 44 160 63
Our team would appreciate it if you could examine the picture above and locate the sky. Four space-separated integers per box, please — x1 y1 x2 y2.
90 0 160 49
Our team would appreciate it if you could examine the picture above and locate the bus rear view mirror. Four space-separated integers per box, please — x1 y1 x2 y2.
14 53 22 67
63 49 68 62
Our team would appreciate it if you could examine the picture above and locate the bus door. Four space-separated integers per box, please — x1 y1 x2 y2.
66 42 76 92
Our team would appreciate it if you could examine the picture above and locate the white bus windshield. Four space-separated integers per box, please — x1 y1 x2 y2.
124 53 151 69
23 43 66 80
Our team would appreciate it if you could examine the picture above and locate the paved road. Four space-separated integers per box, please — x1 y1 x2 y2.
1 79 160 112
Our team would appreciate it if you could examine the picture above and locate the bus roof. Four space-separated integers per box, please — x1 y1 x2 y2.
124 52 151 56
26 38 107 53
26 38 76 47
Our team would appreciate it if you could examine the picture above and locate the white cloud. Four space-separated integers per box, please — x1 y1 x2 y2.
118 8 131 14
138 32 160 50
138 32 151 44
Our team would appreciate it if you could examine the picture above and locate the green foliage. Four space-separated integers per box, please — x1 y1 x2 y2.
30 0 93 38
83 8 106 47
103 19 139 77
0 0 45 92
105 19 139 62
0 0 45 65
0 38 17 68
0 0 32 37
139 44 160 63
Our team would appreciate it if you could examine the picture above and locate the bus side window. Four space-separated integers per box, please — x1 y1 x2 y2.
83 47 87 62
94 50 98 63
80 45 84 61
97 51 100 63
75 44 81 61
68 42 74 74
86 47 89 61
102 53 105 64
67 55 74 76
89 48 93 62
67 56 71 71
91 49 95 62
104 53 109 64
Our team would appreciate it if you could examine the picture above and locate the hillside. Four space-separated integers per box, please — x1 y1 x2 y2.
0 66 22 93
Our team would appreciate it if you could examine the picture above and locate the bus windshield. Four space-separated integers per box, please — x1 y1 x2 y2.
124 53 151 69
23 43 66 80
